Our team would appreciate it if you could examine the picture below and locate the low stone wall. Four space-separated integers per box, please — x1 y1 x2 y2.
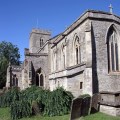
99 91 120 116
100 105 120 116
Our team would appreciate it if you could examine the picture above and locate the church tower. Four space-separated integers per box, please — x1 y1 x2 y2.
29 29 51 53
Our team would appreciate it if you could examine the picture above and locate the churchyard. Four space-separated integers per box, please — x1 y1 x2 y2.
0 108 120 120
0 86 119 120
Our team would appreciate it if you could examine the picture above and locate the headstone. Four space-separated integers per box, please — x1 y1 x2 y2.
70 96 91 120
91 93 100 113
70 98 83 120
32 101 40 115
82 96 91 116
0 90 3 96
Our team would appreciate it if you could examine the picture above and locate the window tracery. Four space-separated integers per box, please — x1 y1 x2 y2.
107 26 119 72
74 35 81 65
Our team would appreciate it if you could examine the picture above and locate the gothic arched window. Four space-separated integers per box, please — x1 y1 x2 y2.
61 44 66 68
107 26 119 72
74 35 81 65
12 74 18 87
40 74 44 86
53 49 57 71
36 68 44 87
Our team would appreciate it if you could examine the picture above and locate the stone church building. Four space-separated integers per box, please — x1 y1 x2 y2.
6 10 120 116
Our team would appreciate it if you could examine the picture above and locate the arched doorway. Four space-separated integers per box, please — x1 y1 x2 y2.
36 68 44 87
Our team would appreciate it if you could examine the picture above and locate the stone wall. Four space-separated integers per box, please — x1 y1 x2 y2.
49 19 93 97
22 29 51 89
91 19 120 92
29 29 51 53
6 65 22 88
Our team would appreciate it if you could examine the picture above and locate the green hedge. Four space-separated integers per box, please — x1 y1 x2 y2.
0 86 73 120
0 87 20 107
10 100 32 120
43 88 73 116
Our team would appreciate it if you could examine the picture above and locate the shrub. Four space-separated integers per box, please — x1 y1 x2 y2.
43 87 74 116
0 86 74 120
0 87 20 107
10 100 32 120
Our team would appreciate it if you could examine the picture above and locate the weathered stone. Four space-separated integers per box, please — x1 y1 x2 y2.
82 96 91 116
91 93 100 113
70 96 91 120
32 101 41 115
100 91 120 107
70 98 83 120
6 10 120 116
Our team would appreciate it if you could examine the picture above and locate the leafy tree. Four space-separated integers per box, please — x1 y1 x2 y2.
0 41 20 89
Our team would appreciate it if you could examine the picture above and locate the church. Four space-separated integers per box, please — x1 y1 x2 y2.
6 9 120 116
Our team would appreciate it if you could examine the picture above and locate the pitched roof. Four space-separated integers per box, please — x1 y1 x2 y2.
50 10 120 47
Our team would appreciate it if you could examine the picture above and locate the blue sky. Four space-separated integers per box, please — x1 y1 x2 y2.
0 0 120 61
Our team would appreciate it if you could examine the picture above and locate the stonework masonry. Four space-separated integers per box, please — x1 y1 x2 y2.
6 10 120 116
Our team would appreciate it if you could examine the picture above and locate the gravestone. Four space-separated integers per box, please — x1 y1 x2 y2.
70 96 91 120
0 91 3 96
32 101 40 115
91 93 100 113
70 98 83 120
81 96 91 116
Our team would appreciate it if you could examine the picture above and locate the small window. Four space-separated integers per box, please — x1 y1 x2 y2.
80 82 83 89
58 81 60 87
29 72 32 78
40 38 44 47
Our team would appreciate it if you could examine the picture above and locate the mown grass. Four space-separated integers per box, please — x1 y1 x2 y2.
0 107 10 120
0 107 119 120
0 107 69 120
82 112 120 120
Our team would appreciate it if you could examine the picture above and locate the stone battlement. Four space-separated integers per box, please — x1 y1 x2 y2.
30 28 51 36
11 65 21 71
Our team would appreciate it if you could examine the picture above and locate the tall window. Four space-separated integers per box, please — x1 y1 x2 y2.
36 68 44 87
12 74 18 87
74 36 81 65
61 44 66 68
108 28 119 72
53 49 57 71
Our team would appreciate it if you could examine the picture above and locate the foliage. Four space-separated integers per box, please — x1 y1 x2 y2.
0 41 20 88
0 86 73 120
0 87 20 107
43 87 73 116
10 100 32 120
20 86 73 117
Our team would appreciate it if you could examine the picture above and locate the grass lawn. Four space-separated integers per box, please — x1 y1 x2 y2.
0 108 69 120
0 107 119 120
82 112 120 120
